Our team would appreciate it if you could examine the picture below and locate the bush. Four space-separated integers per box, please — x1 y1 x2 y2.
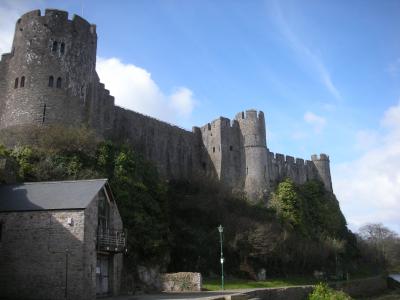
308 283 352 300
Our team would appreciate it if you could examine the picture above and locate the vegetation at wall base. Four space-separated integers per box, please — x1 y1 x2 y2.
0 126 398 283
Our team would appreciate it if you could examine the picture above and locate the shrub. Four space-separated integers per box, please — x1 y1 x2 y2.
308 283 353 300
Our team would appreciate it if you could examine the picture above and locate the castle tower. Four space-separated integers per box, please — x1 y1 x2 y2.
236 110 269 202
0 9 97 130
311 153 333 192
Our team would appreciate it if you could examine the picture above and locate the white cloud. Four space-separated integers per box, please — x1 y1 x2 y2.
333 101 400 234
304 111 326 133
96 57 197 126
271 1 341 100
355 130 378 151
170 87 196 118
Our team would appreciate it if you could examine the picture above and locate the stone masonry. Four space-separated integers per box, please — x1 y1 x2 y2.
0 180 124 300
0 9 333 202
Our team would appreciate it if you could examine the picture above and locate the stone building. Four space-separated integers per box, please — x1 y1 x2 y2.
0 179 126 300
0 9 333 202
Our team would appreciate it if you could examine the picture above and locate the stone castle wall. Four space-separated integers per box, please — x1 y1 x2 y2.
0 10 97 129
0 9 334 201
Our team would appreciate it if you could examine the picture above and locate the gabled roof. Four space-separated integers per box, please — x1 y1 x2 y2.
0 179 109 212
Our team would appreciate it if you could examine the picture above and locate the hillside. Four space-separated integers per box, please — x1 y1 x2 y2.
0 126 385 281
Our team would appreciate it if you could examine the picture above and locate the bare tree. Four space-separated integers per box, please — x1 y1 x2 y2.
358 223 400 271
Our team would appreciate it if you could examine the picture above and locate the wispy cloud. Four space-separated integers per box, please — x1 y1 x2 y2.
304 111 326 133
386 58 400 76
271 1 341 100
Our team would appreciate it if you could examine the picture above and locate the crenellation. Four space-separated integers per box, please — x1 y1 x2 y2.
44 9 68 21
72 14 93 33
275 153 285 162
0 54 12 63
0 9 334 204
286 155 294 164
19 9 41 21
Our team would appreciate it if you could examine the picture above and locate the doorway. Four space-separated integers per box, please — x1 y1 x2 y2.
96 255 111 296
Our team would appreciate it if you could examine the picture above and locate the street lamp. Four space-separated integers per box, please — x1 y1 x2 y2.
218 224 224 290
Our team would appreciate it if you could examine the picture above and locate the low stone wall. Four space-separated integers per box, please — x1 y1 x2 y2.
330 276 388 298
161 272 202 292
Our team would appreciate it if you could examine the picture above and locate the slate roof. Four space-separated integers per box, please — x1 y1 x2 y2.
0 179 108 212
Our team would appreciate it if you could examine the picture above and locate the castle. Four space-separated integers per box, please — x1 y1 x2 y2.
0 9 333 202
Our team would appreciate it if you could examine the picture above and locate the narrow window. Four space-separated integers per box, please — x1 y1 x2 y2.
246 167 248 175
20 76 25 88
14 78 19 89
202 162 206 171
212 147 215 153
48 76 54 87
264 165 266 179
56 77 62 88
52 41 58 52
42 103 47 124
229 145 233 151
60 42 65 54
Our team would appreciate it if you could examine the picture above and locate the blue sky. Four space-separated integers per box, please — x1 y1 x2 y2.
1 0 400 233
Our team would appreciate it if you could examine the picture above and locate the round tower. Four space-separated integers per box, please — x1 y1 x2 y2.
236 109 269 202
311 153 333 192
0 9 97 130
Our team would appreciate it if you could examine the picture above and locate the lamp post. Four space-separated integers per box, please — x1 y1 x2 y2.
218 224 224 290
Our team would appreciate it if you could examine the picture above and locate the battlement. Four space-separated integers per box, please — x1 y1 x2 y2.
17 9 96 35
44 9 68 21
0 53 12 63
311 153 330 161
18 9 41 22
0 9 335 201
201 116 239 131
270 151 314 167
235 109 264 121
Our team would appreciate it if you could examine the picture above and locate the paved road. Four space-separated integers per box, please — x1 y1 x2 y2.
103 290 243 300
388 273 400 283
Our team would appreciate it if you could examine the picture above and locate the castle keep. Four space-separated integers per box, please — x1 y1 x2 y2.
0 9 333 202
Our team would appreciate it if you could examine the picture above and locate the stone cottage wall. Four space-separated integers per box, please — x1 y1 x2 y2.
0 209 89 300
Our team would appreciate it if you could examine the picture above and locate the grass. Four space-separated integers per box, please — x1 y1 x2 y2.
203 276 318 291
